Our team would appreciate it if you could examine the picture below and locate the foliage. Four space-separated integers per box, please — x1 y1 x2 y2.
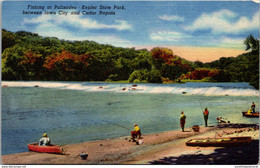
146 70 162 83
151 47 191 81
244 34 259 53
1 29 259 89
43 50 91 81
128 69 149 83
249 74 259 90
2 29 16 51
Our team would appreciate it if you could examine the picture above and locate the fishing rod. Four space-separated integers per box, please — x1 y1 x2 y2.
101 119 131 131
199 99 204 113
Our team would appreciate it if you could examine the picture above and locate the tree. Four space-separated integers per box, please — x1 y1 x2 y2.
2 29 16 52
146 70 161 83
128 69 149 83
151 47 173 70
244 34 259 53
43 50 91 81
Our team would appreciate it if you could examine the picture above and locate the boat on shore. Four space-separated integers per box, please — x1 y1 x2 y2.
186 136 252 147
242 112 259 118
27 143 63 154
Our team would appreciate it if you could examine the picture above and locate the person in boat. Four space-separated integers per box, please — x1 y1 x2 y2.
180 111 186 132
251 102 256 113
131 124 141 142
203 107 209 127
247 108 253 114
38 133 51 146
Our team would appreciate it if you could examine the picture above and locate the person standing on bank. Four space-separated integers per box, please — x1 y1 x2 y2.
203 108 209 127
131 124 141 142
180 111 186 132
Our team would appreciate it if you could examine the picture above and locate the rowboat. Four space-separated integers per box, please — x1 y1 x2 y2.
28 143 63 154
186 136 252 147
242 112 259 118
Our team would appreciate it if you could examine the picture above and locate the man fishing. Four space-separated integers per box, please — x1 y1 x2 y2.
38 133 51 146
131 124 141 142
246 102 256 114
180 111 186 132
203 107 209 127
251 102 256 114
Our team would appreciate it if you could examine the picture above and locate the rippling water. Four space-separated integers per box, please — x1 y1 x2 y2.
1 81 259 155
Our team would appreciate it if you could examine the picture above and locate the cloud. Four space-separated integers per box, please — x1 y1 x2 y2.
150 31 189 42
38 26 134 47
159 15 184 22
22 15 133 47
185 9 259 34
217 37 245 49
23 15 132 31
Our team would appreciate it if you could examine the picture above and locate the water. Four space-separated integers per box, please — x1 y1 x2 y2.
1 81 259 155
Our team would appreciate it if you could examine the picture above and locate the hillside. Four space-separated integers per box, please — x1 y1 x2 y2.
2 29 259 89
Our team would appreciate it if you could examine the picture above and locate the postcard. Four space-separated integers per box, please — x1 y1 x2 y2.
1 0 259 166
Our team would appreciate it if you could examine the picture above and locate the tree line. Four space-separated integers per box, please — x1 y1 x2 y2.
2 29 259 89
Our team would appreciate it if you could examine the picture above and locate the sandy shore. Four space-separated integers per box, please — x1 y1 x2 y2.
1 124 259 165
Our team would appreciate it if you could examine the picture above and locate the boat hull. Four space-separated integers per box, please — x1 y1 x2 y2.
186 136 252 147
242 112 259 118
28 143 62 154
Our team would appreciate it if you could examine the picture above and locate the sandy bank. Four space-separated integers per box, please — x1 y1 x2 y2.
1 124 259 165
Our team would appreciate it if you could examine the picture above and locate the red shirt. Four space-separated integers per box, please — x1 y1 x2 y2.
204 110 209 115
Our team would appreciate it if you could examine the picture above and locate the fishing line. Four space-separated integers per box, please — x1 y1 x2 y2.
101 119 131 131
198 99 204 113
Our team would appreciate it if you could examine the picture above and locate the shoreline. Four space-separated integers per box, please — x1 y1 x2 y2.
2 124 259 165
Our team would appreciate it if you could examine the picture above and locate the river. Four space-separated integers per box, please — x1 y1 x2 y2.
1 81 259 155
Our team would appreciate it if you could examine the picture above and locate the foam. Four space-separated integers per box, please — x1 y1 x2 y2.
2 81 259 96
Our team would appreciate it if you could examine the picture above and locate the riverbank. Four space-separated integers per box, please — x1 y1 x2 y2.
2 124 259 165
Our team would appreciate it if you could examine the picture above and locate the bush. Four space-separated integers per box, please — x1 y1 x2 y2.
128 69 149 83
108 74 118 81
201 77 216 82
147 70 161 83
133 79 141 83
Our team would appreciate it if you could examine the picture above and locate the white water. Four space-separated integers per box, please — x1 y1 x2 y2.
2 81 259 96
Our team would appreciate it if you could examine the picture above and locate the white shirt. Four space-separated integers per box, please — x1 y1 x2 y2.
39 137 50 146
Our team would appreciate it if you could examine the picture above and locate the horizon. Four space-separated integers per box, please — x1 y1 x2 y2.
2 1 259 62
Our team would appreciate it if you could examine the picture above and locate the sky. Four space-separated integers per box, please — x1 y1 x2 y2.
2 1 259 62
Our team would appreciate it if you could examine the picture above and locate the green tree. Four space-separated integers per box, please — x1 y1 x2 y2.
2 29 16 52
244 34 259 53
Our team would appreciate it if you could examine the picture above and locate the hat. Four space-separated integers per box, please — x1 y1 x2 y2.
43 133 48 137
134 124 137 126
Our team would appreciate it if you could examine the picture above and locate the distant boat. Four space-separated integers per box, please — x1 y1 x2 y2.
242 112 259 118
186 136 252 147
28 143 63 154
